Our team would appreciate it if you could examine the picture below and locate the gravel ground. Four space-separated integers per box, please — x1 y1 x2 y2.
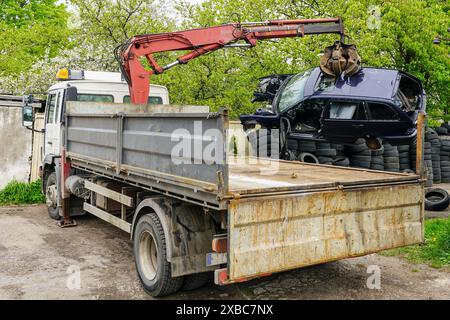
0 205 449 300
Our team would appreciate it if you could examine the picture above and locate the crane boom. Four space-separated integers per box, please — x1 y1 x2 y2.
117 17 355 104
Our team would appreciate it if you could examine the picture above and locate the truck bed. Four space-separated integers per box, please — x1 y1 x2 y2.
65 102 421 209
228 157 418 195
64 102 424 283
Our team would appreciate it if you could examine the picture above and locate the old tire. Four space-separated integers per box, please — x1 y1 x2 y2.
315 148 337 157
424 188 450 211
45 172 60 220
298 152 319 164
181 272 212 291
134 213 183 297
350 160 371 169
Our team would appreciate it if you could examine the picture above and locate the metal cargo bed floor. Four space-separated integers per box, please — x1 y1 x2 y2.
228 157 419 196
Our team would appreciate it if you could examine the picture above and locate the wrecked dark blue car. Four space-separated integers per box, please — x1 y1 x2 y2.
240 67 426 146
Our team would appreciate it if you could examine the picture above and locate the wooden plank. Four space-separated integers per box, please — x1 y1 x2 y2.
84 180 134 207
83 203 131 233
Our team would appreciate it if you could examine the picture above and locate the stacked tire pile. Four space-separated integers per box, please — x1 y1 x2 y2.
332 144 350 167
315 142 336 165
427 129 441 184
296 140 320 164
348 138 371 169
370 146 384 171
439 137 450 183
423 141 433 187
398 145 412 172
382 143 400 173
296 141 351 167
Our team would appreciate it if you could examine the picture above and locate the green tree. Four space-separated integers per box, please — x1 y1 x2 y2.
0 0 70 76
154 0 449 118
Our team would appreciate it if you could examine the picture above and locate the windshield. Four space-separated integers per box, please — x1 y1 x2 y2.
277 70 312 112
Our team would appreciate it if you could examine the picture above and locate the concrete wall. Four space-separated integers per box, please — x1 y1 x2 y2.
0 107 31 188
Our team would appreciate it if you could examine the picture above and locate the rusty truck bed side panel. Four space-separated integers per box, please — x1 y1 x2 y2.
227 183 424 281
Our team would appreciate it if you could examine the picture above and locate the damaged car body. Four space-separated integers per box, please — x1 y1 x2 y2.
240 67 426 155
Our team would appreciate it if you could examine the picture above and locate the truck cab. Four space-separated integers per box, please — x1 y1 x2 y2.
24 69 169 219
43 69 169 157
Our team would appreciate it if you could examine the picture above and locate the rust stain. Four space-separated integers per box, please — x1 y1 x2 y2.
228 183 424 281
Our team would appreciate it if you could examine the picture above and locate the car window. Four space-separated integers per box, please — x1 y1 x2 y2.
315 75 336 92
77 94 114 103
328 102 366 120
368 103 400 120
123 96 163 104
277 70 312 112
54 92 62 123
46 94 57 124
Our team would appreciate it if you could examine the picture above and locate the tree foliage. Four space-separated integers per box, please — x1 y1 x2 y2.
157 0 449 117
0 0 448 119
0 0 69 76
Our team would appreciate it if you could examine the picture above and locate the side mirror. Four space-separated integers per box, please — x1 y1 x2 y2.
22 105 33 127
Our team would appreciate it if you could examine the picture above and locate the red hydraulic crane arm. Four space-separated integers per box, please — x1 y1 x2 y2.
117 18 345 104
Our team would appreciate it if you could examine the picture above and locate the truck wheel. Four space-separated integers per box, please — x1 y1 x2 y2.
45 172 60 220
181 272 212 291
134 213 183 297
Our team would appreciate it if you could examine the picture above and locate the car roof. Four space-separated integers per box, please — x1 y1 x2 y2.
305 67 400 100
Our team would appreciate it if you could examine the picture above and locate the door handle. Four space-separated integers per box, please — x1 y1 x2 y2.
47 141 53 145
352 124 364 127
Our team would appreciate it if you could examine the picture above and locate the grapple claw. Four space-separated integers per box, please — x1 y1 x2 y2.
320 41 361 78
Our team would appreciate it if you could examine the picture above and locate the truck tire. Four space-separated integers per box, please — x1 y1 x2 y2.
45 172 60 220
424 188 450 211
134 213 183 297
181 272 212 291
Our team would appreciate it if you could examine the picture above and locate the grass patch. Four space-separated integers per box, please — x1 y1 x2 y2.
382 218 450 268
0 180 45 205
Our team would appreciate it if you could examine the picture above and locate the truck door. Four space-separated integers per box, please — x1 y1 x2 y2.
44 90 64 156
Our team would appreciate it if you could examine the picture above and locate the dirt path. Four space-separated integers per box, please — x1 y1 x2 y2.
0 205 449 300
